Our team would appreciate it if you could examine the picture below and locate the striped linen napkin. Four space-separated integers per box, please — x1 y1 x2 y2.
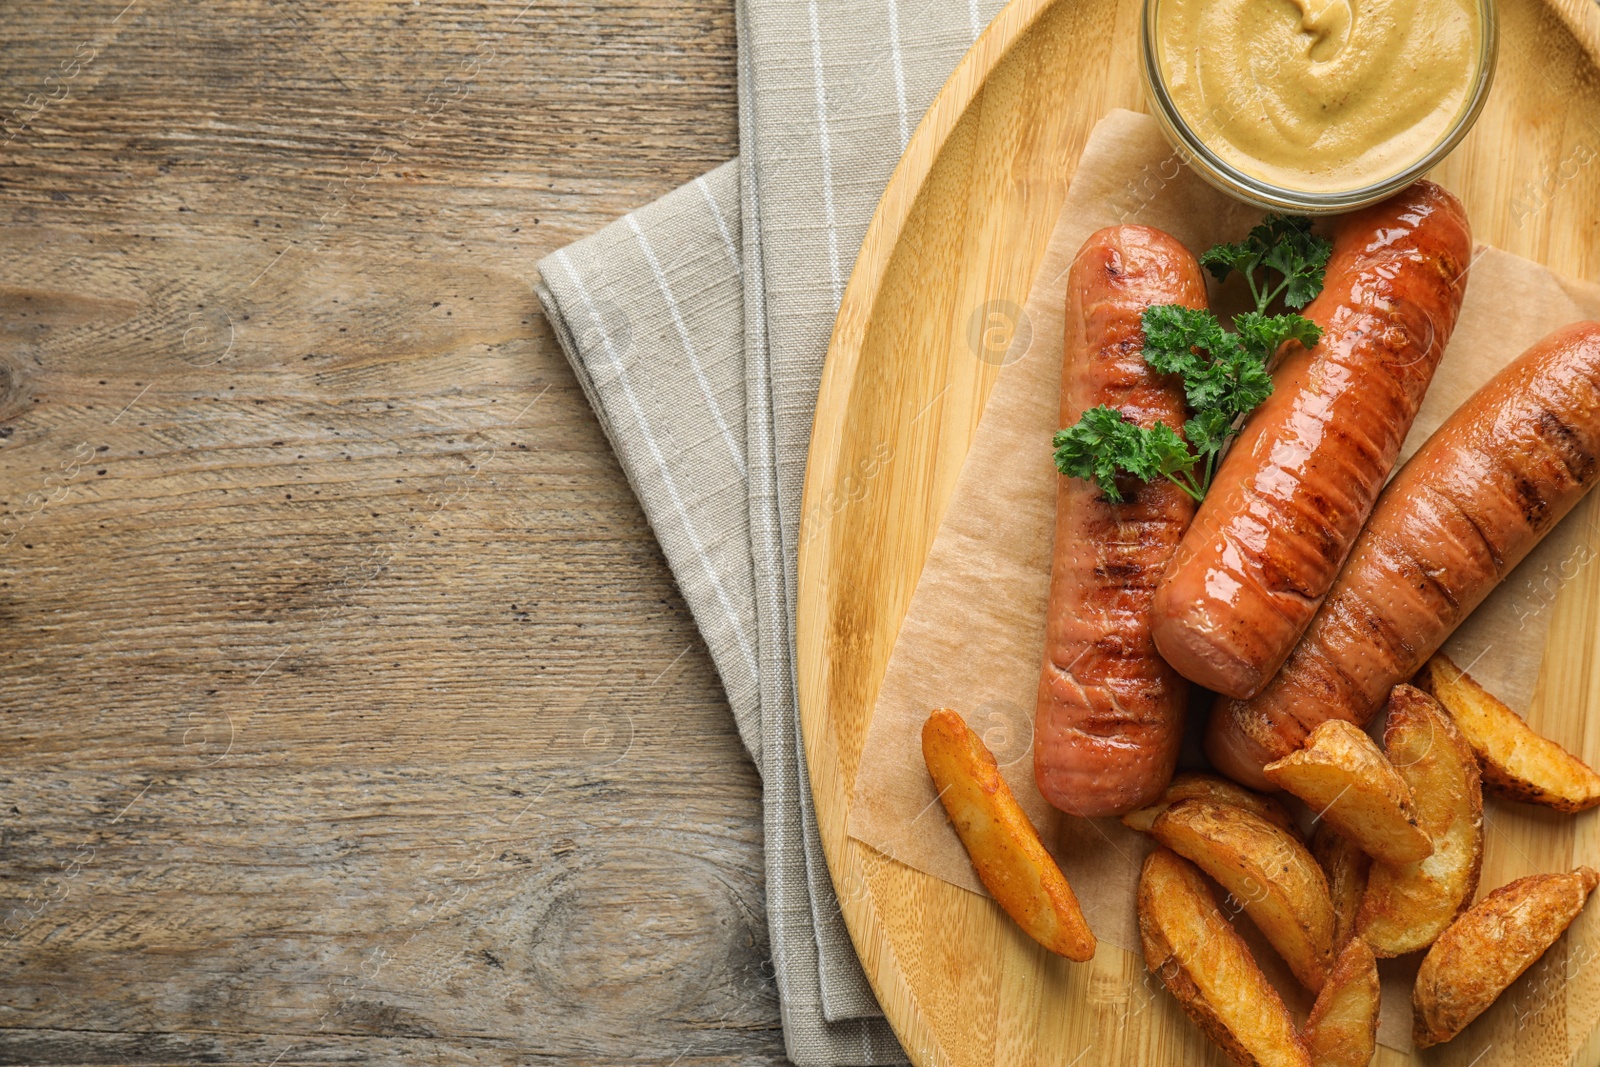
536 1 1008 1062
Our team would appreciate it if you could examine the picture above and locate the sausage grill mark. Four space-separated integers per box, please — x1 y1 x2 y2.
1511 474 1553 528
1094 561 1148 583
1535 408 1596 483
1441 484 1508 575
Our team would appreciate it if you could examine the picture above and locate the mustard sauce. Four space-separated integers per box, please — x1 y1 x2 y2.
1156 0 1481 193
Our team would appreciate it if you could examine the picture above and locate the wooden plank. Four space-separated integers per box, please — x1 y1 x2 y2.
0 2 782 1063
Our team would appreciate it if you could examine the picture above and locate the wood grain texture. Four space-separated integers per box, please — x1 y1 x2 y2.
798 0 1600 1065
0 2 783 1064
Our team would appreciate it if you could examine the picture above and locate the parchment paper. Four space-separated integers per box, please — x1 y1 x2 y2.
845 109 1600 1052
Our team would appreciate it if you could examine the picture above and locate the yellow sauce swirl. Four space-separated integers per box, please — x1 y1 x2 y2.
1156 0 1482 193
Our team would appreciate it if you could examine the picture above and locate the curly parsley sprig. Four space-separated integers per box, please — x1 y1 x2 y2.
1052 215 1333 503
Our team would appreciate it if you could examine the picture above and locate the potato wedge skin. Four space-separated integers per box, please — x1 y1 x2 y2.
1413 867 1599 1047
1151 798 1335 992
922 709 1096 960
1312 824 1372 956
1303 937 1380 1067
1122 772 1298 834
1139 849 1312 1067
1419 654 1600 813
1357 685 1484 957
1264 719 1432 865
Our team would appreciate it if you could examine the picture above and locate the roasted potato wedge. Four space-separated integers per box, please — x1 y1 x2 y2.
1414 867 1599 1047
1264 719 1432 865
1312 824 1371 956
1139 848 1311 1067
922 709 1096 959
1357 685 1484 957
1122 771 1298 835
1419 653 1600 813
1151 798 1335 992
1302 937 1380 1067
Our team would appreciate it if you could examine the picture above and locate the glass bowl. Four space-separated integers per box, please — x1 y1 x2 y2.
1140 0 1499 213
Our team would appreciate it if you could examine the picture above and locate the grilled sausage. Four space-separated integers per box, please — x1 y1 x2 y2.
1034 226 1207 817
1207 322 1600 789
1151 182 1473 700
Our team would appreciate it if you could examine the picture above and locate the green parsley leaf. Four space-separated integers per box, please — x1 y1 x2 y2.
1233 311 1323 369
1200 214 1333 313
1052 406 1145 503
1262 223 1334 309
1143 421 1199 480
1223 349 1275 419
1198 240 1261 287
1183 408 1233 458
1052 407 1201 503
1140 304 1227 380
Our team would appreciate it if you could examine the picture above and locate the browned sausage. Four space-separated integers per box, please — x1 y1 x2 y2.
1151 182 1473 700
1207 322 1600 789
1034 226 1207 817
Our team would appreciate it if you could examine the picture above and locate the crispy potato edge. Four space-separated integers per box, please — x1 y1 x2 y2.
1122 772 1298 835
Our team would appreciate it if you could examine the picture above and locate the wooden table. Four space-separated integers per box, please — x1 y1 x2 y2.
0 3 785 1063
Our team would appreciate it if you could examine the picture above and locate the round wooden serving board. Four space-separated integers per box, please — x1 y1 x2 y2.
796 0 1600 1064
